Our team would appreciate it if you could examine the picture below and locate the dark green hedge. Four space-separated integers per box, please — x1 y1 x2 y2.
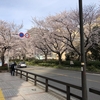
87 61 100 69
0 66 8 70
15 59 100 70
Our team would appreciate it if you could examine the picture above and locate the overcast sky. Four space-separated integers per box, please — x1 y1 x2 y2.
0 0 100 33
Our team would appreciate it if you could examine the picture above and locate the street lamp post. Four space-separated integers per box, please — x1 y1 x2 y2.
78 0 88 100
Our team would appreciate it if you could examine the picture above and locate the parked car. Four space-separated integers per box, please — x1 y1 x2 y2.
17 62 27 68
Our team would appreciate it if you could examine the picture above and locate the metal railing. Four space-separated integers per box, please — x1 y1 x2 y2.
15 68 82 100
89 87 100 95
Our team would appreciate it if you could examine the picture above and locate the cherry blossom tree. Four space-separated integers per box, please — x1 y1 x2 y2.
31 17 69 64
51 5 100 61
30 4 100 63
28 26 51 61
0 20 22 66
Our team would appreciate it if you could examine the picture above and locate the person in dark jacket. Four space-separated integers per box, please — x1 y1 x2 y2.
10 62 16 76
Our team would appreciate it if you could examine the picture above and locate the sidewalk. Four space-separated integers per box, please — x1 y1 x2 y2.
0 72 62 100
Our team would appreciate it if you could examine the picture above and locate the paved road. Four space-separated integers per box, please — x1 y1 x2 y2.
22 66 100 100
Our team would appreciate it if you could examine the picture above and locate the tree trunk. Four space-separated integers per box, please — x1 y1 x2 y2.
1 49 6 66
1 54 5 66
58 53 62 65
23 54 26 61
44 54 47 62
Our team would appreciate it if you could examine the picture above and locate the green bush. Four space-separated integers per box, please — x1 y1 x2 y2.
0 66 8 70
87 61 100 69
87 65 97 72
62 61 70 65
62 60 81 67
34 59 44 64
46 59 59 64
73 61 81 66
24 59 100 73
28 59 59 66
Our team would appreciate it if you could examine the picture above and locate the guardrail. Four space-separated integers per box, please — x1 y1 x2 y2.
89 88 100 95
15 68 82 100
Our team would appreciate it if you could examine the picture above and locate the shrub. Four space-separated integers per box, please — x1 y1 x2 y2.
87 61 100 69
87 65 97 72
0 66 8 71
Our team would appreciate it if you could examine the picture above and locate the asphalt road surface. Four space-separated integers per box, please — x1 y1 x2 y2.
22 66 100 100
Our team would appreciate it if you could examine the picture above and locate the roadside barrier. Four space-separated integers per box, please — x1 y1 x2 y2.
15 68 82 100
15 68 100 100
89 88 100 95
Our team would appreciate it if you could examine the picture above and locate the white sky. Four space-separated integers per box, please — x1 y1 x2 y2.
0 0 100 33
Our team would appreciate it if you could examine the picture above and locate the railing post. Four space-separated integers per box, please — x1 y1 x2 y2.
34 75 37 86
67 85 70 100
20 71 22 78
45 78 48 92
26 72 28 81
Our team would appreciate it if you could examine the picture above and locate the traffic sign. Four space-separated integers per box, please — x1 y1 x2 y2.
25 33 30 38
19 32 24 38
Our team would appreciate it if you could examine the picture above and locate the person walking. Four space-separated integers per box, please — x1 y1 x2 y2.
10 62 15 76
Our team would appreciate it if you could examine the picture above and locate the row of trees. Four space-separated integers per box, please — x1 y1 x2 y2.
28 5 100 64
0 4 100 66
0 21 34 66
